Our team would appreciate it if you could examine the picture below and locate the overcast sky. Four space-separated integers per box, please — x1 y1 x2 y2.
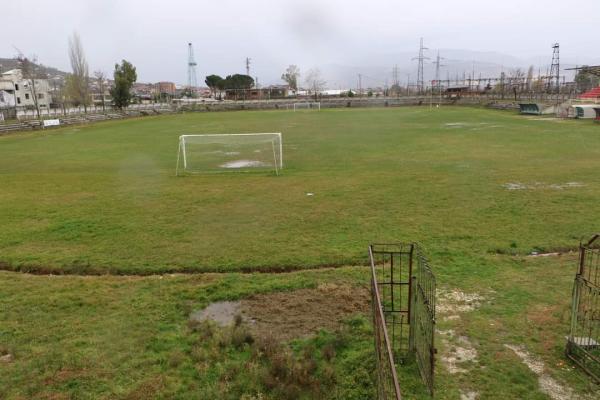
3 0 599 86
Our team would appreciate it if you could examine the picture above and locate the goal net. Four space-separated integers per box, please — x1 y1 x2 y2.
294 102 320 111
176 133 283 175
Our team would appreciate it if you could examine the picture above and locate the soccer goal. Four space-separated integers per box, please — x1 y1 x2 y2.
176 133 283 176
294 102 320 111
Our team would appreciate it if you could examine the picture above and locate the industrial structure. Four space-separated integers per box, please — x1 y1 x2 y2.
187 43 198 97
413 38 429 95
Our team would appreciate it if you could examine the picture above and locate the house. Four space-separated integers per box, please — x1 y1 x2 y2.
153 82 176 96
0 69 52 109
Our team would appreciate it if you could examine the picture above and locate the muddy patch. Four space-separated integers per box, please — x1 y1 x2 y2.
437 289 485 315
460 390 479 400
219 160 268 169
503 182 584 191
527 252 561 258
439 329 479 374
504 344 579 400
445 122 468 128
189 301 241 326
189 284 369 341
241 283 370 341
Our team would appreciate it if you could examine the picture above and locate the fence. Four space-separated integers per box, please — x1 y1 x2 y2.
566 234 600 382
370 244 403 400
16 102 173 120
369 243 437 398
410 247 437 394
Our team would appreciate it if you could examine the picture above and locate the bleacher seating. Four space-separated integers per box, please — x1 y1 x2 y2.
580 86 600 100
519 103 543 115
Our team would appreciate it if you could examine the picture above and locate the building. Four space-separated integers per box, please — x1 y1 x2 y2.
225 85 290 100
0 69 52 109
153 81 176 96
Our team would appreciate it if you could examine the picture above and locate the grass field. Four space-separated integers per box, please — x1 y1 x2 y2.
1 106 600 399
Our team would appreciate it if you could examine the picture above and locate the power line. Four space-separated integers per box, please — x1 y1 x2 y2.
412 38 430 95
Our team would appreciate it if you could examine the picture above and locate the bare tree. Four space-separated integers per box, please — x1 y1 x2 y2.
17 55 42 119
94 70 107 112
68 32 90 112
281 65 300 92
509 68 525 100
526 65 534 92
304 68 326 101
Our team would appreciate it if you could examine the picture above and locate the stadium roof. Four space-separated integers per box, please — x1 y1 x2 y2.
565 65 600 77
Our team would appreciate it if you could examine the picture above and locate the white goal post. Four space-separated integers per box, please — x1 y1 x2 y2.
176 133 283 176
293 102 320 111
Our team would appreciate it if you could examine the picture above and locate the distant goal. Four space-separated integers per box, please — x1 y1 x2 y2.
294 102 320 111
176 133 283 176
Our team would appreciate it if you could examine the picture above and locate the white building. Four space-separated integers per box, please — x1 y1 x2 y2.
0 69 52 109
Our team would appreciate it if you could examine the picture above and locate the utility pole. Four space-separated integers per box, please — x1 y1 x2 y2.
358 73 362 97
432 51 446 104
412 37 429 95
392 65 399 86
548 43 560 93
392 64 399 98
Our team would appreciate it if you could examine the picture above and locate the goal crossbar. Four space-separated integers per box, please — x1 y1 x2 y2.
293 102 320 111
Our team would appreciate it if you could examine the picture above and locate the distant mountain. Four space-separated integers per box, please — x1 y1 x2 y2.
0 57 68 80
309 49 588 89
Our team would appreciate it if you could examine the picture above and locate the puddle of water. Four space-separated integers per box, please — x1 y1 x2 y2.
219 160 267 168
504 182 584 191
189 301 241 326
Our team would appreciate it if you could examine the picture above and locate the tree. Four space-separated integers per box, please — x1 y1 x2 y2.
495 71 506 99
575 67 600 93
205 74 224 98
223 74 254 90
304 68 326 101
281 65 300 91
110 60 137 109
223 74 254 100
509 68 525 100
17 55 43 118
68 32 90 112
64 73 81 107
526 65 534 92
94 70 107 112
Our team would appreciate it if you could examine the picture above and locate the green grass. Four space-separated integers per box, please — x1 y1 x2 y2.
2 107 600 273
1 106 600 398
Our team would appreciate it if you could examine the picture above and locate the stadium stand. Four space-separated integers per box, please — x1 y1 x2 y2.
579 86 600 100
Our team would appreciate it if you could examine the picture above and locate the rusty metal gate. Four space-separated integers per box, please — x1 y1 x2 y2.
410 246 437 394
369 243 436 398
566 234 600 382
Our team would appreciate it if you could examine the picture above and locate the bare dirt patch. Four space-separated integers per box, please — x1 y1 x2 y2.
439 330 479 374
504 344 580 400
503 182 584 191
460 390 479 400
240 283 370 341
437 289 485 315
189 301 241 326
527 252 561 258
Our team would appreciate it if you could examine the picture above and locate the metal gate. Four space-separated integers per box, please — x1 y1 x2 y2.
370 243 436 397
410 246 437 394
566 234 600 382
